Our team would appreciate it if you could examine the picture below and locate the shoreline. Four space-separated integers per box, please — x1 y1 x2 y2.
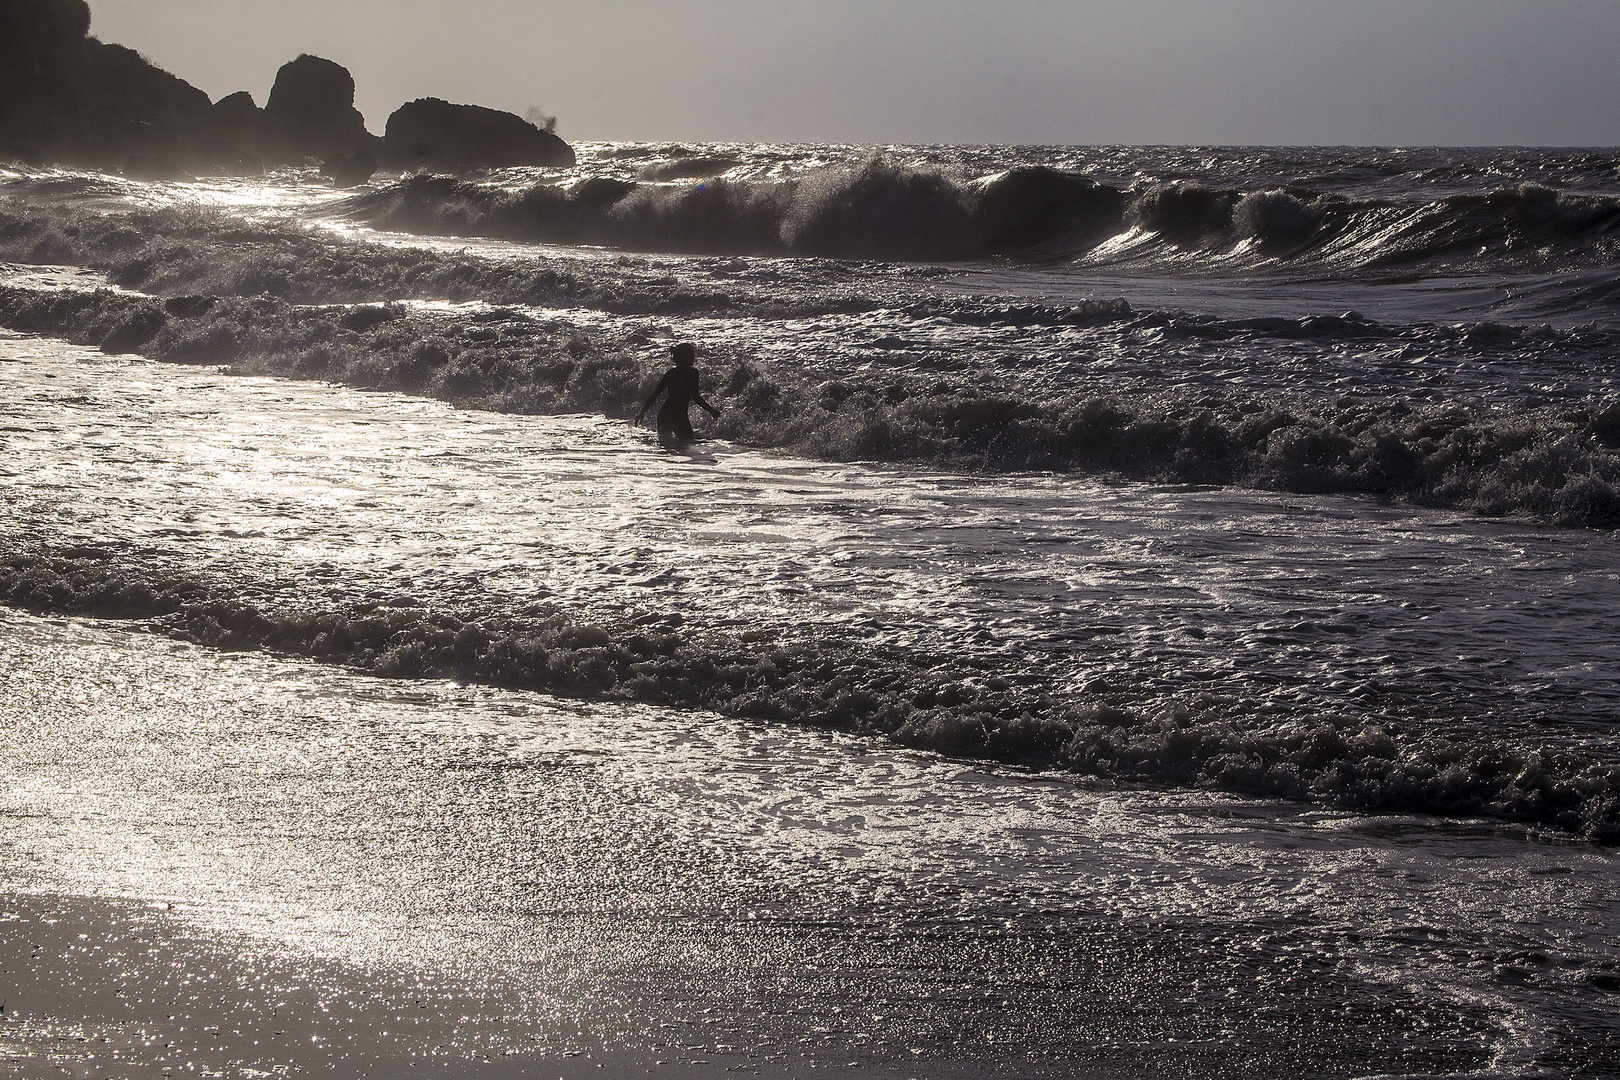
0 602 1606 1078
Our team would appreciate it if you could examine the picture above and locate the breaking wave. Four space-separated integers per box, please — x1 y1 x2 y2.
330 164 1620 273
5 146 1620 848
333 162 1123 261
3 281 1618 529
0 198 850 318
4 548 1616 841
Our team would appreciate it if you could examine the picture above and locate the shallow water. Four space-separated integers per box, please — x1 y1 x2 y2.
4 609 1618 1077
3 329 1620 1073
5 332 1619 758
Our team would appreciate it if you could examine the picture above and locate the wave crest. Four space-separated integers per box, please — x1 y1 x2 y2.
325 165 1620 273
336 160 1125 261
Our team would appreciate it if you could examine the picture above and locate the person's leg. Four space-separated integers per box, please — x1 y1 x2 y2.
659 405 693 443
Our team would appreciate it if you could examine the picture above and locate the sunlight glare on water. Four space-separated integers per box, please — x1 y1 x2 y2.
4 331 1618 752
3 608 1618 1076
6 140 1620 1075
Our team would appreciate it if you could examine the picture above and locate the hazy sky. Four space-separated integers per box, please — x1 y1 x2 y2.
87 0 1620 146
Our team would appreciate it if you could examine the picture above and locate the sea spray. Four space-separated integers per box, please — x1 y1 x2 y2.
5 142 1620 1076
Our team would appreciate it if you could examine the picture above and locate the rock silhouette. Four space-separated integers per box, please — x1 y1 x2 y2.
0 0 252 175
384 98 576 171
209 90 269 159
264 54 381 162
0 0 574 178
321 148 380 188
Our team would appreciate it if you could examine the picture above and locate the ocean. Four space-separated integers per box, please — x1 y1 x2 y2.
1 143 1618 1077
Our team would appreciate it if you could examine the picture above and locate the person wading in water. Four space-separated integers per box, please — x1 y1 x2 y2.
635 342 720 446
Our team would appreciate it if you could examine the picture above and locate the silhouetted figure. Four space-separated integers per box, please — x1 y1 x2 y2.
636 342 719 445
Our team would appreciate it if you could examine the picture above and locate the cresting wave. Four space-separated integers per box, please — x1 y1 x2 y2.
3 280 1618 528
5 148 1620 852
7 193 1620 348
5 548 1617 842
0 197 841 318
331 161 1620 274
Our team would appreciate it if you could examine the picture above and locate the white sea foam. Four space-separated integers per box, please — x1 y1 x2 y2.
2 330 1618 840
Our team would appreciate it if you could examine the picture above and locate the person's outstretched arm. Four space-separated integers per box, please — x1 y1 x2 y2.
693 385 720 418
635 372 670 423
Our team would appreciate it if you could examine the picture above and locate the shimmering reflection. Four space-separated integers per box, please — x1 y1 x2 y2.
3 611 1618 1076
3 332 1619 750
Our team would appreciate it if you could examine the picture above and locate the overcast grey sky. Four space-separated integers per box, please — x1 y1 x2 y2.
87 0 1620 146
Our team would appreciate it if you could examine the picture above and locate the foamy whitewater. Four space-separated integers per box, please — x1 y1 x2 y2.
2 144 1619 1076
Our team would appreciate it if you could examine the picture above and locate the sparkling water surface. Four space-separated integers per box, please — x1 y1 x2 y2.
4 608 1618 1077
3 329 1620 1075
5 333 1619 747
4 144 1620 1076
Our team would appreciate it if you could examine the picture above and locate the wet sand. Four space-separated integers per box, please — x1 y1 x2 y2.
0 891 922 1080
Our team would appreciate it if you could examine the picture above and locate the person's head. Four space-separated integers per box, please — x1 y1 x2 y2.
671 342 696 367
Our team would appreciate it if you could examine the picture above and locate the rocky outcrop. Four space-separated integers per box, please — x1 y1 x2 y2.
383 98 576 171
0 0 94 161
0 0 258 175
77 39 264 177
263 54 380 162
0 0 573 179
212 90 261 130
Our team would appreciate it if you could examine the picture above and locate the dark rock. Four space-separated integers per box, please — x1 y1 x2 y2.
1 1 124 163
0 0 91 50
114 123 262 178
320 148 378 187
383 97 575 171
0 3 565 181
187 133 264 177
264 54 378 161
206 92 271 171
0 0 262 175
340 304 399 331
212 90 260 128
78 39 212 123
572 176 637 208
163 295 217 317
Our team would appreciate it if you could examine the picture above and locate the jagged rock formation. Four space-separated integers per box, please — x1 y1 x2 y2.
263 54 381 162
0 0 573 179
0 0 95 164
384 98 576 171
0 0 258 176
209 90 269 160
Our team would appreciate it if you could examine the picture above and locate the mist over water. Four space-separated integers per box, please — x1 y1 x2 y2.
3 142 1620 1076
